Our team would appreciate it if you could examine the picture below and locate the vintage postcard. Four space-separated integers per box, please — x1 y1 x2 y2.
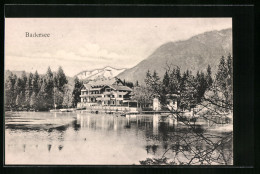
4 18 233 165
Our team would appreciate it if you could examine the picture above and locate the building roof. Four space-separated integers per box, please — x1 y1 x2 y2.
82 78 132 91
117 92 129 96
111 85 132 91
82 84 91 89
87 78 121 87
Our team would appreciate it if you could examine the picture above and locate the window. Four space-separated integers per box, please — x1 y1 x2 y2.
119 95 122 98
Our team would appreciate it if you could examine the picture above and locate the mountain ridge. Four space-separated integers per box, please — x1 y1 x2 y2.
117 28 232 84
75 66 126 81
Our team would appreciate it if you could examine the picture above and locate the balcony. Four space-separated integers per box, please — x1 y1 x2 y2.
80 94 89 97
80 94 102 97
88 93 102 96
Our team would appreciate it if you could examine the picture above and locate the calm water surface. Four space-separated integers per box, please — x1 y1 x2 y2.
5 111 232 165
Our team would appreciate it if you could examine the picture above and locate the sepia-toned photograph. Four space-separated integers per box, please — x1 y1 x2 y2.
4 18 233 165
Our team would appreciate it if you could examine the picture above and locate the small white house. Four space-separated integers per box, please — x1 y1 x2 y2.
153 97 161 111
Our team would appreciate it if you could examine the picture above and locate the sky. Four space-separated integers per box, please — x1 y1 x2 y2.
5 18 232 77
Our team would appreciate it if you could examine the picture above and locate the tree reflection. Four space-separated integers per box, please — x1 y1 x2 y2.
140 111 233 165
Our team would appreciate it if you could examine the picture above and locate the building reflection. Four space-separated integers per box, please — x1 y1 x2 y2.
168 116 177 127
153 114 159 135
58 145 63 151
47 144 52 152
113 117 118 131
125 115 131 128
80 114 84 128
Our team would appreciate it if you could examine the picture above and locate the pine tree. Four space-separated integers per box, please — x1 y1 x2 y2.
206 65 213 88
14 77 23 99
24 73 33 107
72 77 83 107
37 79 48 110
53 87 64 108
30 92 37 109
152 71 160 83
15 91 23 107
179 70 197 110
216 56 228 90
175 67 182 83
62 85 73 108
24 80 31 107
226 54 233 105
56 66 68 92
45 67 54 109
195 71 207 103
227 54 233 79
162 71 170 104
151 70 161 96
21 71 27 93
163 71 170 89
53 75 58 89
5 73 17 107
144 70 152 85
205 55 233 112
165 66 182 95
32 71 40 94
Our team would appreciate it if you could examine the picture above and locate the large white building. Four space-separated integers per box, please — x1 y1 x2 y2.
77 78 133 108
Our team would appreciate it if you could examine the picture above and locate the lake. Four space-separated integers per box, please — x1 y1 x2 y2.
5 111 233 165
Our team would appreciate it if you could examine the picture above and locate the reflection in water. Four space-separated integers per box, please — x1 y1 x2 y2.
23 144 26 152
145 145 159 155
5 112 233 165
151 145 158 155
153 114 159 135
145 145 150 154
163 142 168 151
169 117 174 127
76 114 80 125
113 117 118 131
73 120 81 131
57 131 65 141
80 115 84 128
125 115 131 128
48 144 52 152
87 115 90 128
168 116 177 127
58 145 63 151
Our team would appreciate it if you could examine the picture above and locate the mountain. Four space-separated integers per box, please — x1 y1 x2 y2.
117 28 232 85
75 66 126 81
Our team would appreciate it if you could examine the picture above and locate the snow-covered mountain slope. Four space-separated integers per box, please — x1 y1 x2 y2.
75 67 126 81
